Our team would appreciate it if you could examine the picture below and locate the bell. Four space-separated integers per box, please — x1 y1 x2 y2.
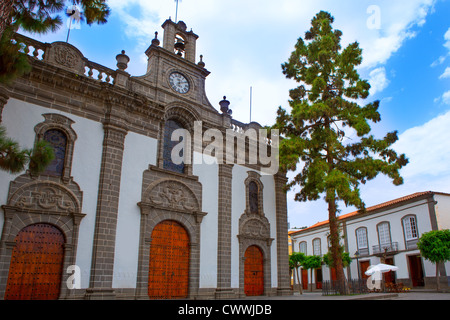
174 38 185 55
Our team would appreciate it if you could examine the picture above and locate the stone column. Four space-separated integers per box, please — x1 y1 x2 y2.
86 119 127 299
274 172 292 296
215 163 235 298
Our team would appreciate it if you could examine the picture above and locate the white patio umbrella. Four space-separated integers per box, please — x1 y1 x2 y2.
365 263 399 276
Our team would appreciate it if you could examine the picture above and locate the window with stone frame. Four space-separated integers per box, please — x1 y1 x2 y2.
162 119 186 174
248 181 259 214
244 171 264 215
43 129 67 176
34 113 77 182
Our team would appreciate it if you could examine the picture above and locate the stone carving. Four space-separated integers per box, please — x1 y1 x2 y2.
45 42 84 73
18 188 74 211
54 46 79 68
241 218 270 239
149 181 198 211
9 182 79 213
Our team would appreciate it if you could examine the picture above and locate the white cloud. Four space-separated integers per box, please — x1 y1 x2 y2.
439 67 450 79
442 91 450 105
394 110 450 178
444 27 450 50
368 67 389 95
431 55 446 67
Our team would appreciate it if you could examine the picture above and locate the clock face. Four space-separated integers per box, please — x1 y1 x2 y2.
169 72 190 94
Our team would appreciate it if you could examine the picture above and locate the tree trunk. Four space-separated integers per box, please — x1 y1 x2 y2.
296 267 302 294
328 198 349 295
0 0 13 41
436 262 440 292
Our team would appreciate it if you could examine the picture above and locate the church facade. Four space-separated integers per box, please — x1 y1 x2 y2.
0 19 291 299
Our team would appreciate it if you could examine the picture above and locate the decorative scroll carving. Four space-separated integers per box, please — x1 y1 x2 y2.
8 181 80 214
45 42 84 73
16 187 75 211
238 212 273 247
54 46 79 68
148 181 198 211
241 218 270 239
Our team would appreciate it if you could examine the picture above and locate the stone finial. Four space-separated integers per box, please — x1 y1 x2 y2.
116 50 130 71
151 32 160 46
219 96 232 115
198 54 205 68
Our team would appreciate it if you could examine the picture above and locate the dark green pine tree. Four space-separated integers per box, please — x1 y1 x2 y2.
274 11 408 293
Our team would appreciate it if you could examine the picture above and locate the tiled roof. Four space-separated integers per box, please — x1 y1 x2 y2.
288 191 449 236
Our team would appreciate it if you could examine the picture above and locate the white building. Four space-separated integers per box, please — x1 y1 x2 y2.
0 19 290 300
289 191 450 290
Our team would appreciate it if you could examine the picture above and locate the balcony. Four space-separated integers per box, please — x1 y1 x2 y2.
372 242 398 255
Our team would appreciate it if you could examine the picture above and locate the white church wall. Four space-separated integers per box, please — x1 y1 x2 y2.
261 174 278 288
69 112 103 288
0 98 104 289
231 164 247 288
193 152 219 288
112 131 158 288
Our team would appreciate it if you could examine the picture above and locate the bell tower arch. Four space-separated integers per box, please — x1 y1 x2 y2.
161 19 199 63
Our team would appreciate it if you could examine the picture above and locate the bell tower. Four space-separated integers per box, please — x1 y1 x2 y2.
161 19 199 63
144 18 214 112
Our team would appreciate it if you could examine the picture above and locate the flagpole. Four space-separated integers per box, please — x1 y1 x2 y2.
66 18 72 43
175 0 179 22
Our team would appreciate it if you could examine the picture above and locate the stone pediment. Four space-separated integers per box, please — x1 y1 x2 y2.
45 41 86 74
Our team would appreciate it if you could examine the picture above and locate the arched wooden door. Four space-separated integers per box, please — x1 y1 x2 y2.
244 245 264 296
148 220 190 299
5 223 65 300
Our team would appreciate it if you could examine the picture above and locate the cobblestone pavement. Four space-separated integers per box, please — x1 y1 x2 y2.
239 290 450 300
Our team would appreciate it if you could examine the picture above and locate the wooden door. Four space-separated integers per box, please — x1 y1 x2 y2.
148 220 190 299
315 267 322 289
408 255 424 287
360 261 370 279
302 269 308 290
244 245 264 296
384 258 395 284
5 223 65 300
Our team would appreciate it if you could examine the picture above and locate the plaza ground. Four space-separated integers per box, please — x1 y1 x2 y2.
239 289 450 300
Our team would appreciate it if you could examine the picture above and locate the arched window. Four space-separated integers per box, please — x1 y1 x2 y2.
43 129 67 176
377 222 391 246
402 215 419 249
312 238 321 256
402 215 418 241
356 227 369 256
249 181 259 214
163 120 185 174
299 241 307 255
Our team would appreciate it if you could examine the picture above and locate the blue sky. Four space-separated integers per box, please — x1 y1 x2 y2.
23 0 450 229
